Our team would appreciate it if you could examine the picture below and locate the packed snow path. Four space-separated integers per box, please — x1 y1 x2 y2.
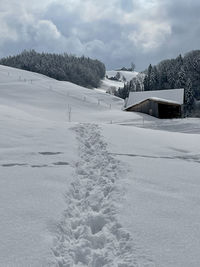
52 124 155 267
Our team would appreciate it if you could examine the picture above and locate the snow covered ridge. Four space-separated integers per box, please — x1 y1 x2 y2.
52 124 155 267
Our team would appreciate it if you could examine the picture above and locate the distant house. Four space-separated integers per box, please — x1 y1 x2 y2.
124 89 184 119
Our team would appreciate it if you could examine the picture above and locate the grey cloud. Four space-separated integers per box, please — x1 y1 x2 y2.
120 0 134 12
0 0 200 71
151 0 200 60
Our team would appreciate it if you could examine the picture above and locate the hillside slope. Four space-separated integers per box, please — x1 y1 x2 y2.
97 70 138 93
0 50 106 88
1 65 200 267
106 70 138 82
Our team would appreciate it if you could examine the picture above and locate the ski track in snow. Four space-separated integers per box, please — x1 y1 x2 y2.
52 123 155 267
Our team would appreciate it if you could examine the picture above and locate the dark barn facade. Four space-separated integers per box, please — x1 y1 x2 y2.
125 98 182 119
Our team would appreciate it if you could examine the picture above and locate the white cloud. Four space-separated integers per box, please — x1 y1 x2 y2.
128 21 171 51
0 18 18 44
34 20 61 42
85 40 105 53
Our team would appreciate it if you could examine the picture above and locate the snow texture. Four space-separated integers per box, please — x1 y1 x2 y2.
1 64 200 267
147 97 181 105
52 123 155 267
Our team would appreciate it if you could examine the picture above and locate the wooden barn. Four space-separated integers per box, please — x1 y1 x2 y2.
124 89 184 119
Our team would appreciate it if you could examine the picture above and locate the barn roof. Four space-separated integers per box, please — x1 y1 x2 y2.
126 88 184 109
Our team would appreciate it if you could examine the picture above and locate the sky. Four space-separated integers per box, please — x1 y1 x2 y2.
0 0 200 70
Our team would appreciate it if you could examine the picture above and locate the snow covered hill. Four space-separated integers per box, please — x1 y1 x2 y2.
1 64 200 267
97 70 138 93
106 70 138 82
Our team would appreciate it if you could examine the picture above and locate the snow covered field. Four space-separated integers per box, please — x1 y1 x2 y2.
97 70 138 93
0 65 200 266
106 71 138 82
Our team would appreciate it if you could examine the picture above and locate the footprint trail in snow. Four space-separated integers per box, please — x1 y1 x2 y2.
52 123 155 267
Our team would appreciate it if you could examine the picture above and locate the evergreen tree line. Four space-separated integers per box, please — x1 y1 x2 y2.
143 52 200 96
143 51 200 114
0 50 106 88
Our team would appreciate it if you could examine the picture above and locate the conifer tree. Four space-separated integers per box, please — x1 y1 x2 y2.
144 64 153 90
175 66 187 88
184 78 194 115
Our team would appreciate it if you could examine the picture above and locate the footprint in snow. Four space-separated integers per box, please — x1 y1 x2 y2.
52 123 156 267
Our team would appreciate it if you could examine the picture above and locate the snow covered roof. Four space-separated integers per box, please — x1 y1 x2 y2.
126 88 184 108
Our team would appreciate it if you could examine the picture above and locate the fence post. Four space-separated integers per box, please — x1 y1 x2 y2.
68 105 72 122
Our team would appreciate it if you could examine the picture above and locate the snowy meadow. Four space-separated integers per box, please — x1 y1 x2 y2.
0 65 200 266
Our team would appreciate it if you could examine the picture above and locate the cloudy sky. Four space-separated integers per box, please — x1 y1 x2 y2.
0 0 200 70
